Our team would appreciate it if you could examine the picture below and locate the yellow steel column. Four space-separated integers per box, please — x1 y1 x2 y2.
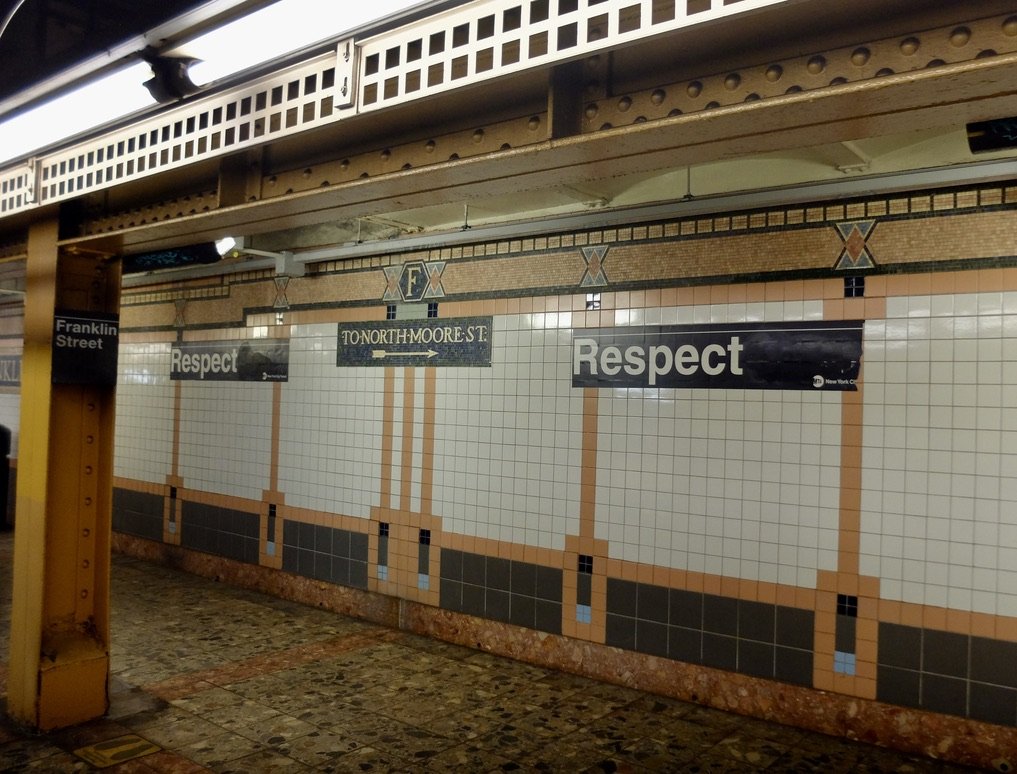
7 218 121 731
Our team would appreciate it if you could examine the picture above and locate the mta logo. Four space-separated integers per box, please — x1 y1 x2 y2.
383 261 446 302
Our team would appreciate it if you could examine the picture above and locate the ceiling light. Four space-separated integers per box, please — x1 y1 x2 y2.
218 236 304 277
0 63 156 165
0 1 422 164
170 0 422 87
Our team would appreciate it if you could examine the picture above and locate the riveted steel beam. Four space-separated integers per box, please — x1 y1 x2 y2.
7 218 120 732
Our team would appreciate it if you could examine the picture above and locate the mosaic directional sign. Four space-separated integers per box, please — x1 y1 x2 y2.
337 317 492 367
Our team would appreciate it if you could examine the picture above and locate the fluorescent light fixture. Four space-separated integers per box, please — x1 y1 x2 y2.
0 0 424 165
174 0 423 86
0 63 156 164
0 63 155 164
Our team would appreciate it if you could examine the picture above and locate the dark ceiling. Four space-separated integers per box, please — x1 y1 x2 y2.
0 0 209 109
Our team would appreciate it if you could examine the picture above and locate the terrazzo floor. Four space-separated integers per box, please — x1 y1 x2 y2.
0 531 980 772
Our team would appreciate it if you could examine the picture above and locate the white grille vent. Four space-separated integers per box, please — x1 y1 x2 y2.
36 55 343 206
356 0 782 111
0 164 33 215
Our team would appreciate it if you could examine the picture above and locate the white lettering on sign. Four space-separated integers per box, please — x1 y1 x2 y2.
51 313 120 386
337 316 493 368
55 334 104 349
573 337 743 386
0 358 18 383
54 318 118 336
170 347 239 380
339 323 490 346
54 317 119 350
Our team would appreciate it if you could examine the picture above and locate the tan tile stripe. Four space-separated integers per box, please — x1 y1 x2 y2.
114 477 164 495
837 387 864 577
399 367 416 514
815 289 876 698
143 629 404 702
164 378 185 545
379 367 395 510
170 380 182 481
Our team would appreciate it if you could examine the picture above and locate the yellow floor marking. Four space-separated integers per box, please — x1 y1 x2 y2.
73 734 161 768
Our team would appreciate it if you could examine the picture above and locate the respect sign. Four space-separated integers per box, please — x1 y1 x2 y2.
572 321 863 391
170 339 289 382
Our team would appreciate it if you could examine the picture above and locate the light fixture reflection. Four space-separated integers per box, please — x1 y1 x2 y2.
122 241 225 273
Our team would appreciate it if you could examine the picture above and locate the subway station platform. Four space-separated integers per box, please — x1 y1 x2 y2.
0 533 977 773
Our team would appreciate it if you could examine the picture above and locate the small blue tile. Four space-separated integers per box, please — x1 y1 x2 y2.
834 650 856 675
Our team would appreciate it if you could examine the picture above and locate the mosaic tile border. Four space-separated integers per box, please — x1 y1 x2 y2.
304 183 1017 275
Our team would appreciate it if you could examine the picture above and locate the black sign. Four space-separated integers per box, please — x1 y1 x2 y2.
572 320 863 391
171 339 289 382
0 355 20 386
337 317 492 367
52 311 120 386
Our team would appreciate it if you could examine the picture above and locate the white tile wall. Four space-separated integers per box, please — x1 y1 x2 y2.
594 301 841 585
178 379 274 501
115 342 174 484
432 314 584 550
596 387 843 584
861 292 1017 617
111 291 1017 614
278 323 383 518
